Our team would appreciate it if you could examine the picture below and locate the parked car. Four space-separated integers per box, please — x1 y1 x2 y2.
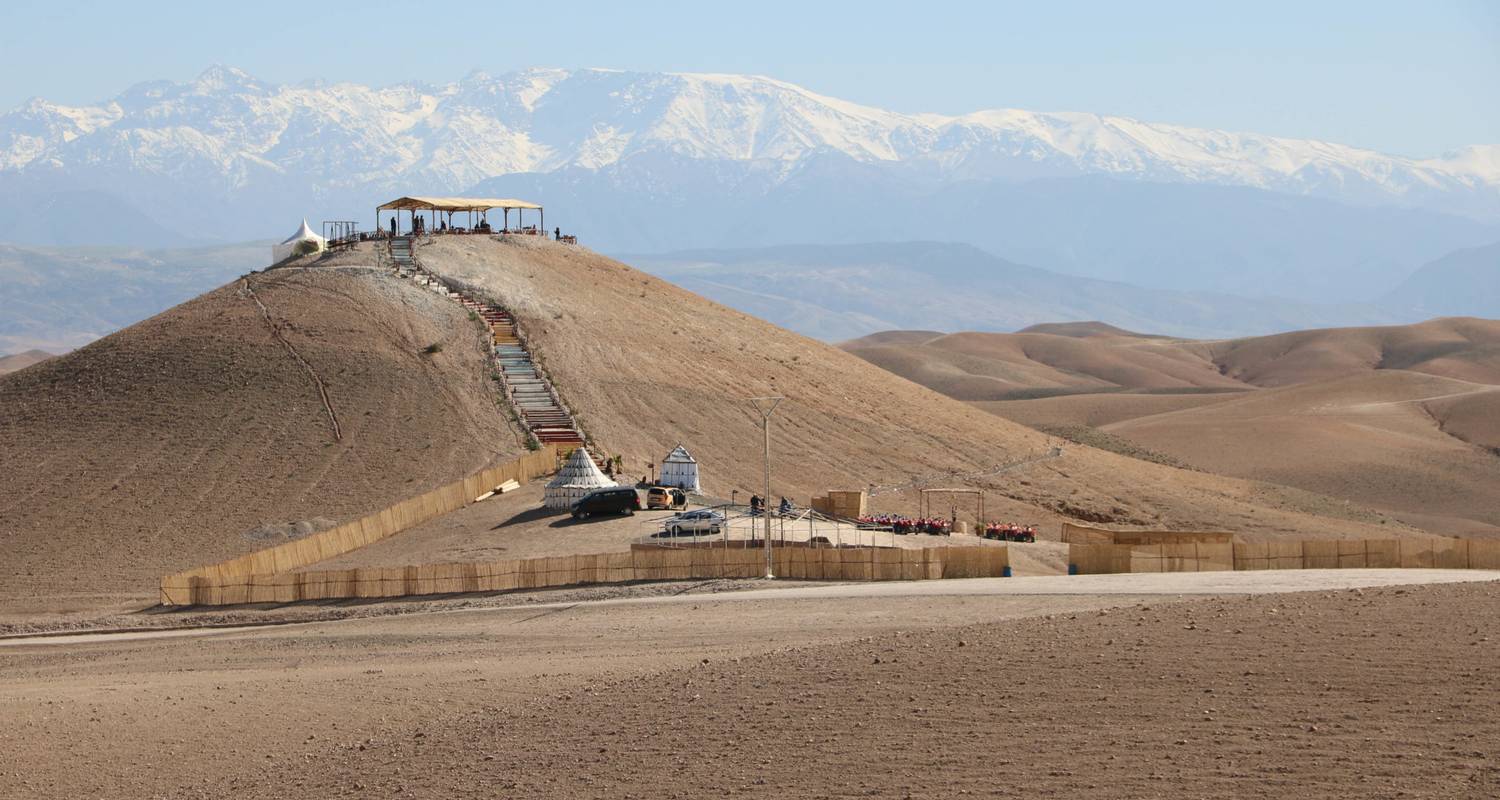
646 486 688 510
571 487 642 519
663 509 725 536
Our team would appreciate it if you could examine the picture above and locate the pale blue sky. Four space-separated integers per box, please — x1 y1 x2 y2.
2 0 1496 157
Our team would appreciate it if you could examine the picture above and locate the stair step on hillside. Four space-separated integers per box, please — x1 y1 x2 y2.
397 239 591 452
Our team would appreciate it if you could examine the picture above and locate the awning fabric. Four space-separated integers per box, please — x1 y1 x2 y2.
377 196 542 212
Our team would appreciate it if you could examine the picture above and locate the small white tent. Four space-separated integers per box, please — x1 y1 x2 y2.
272 219 327 263
659 444 701 493
543 448 619 510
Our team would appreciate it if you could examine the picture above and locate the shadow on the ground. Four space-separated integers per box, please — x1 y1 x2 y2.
490 506 561 530
548 512 638 529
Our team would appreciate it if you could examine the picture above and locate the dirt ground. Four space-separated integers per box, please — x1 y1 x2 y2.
2 572 1496 798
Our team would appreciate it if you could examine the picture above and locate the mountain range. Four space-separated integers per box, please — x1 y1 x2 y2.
629 241 1404 340
3 66 1498 303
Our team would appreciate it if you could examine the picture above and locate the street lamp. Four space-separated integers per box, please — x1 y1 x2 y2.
749 396 783 579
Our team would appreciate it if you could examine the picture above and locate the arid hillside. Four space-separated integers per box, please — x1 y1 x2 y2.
843 317 1500 400
1106 372 1500 534
0 255 524 613
846 319 1500 535
417 236 1412 541
841 329 1243 400
0 349 52 375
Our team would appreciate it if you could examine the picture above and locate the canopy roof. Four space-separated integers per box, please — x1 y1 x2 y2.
280 219 325 245
546 448 616 490
663 444 697 464
377 195 542 212
543 448 618 510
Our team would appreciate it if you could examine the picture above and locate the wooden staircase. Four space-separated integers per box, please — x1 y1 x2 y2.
389 238 588 450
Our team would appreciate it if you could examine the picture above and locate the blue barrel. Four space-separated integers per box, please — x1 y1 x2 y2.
1067 563 1078 575
1001 565 1012 578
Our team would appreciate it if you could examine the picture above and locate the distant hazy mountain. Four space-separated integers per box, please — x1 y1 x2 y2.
1385 240 1500 319
0 348 53 375
629 241 1402 341
0 242 266 352
3 66 1499 302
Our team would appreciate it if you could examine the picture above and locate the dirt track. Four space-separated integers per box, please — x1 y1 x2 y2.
2 572 1497 798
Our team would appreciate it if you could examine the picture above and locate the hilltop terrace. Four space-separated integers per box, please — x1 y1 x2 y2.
371 196 547 239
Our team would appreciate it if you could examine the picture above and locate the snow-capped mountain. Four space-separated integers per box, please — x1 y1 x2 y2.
4 65 1498 216
2 66 1498 302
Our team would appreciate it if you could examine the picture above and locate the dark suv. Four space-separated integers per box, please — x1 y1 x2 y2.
570 487 642 519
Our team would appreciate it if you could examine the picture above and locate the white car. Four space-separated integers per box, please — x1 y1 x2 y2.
663 509 725 536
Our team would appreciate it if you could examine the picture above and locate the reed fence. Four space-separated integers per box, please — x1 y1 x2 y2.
159 446 560 602
160 544 1009 606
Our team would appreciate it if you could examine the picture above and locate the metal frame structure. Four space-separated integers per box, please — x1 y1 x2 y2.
321 220 359 249
918 488 985 527
375 196 544 237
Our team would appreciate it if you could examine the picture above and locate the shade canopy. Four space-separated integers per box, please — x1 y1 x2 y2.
543 448 618 510
271 218 326 263
377 195 542 212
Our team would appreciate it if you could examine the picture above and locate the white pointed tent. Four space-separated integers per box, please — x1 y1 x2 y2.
272 219 327 263
543 448 619 510
659 444 701 493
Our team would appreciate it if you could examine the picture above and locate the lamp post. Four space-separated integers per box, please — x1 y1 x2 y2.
749 396 784 579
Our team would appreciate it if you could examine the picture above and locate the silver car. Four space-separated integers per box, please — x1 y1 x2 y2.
664 509 725 536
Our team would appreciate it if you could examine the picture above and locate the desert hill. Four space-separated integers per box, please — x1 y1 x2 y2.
1105 372 1500 534
1015 321 1164 339
3 238 1458 616
841 328 1243 400
413 236 1414 542
846 319 1500 534
0 348 53 374
0 259 524 614
844 317 1500 400
1199 316 1500 387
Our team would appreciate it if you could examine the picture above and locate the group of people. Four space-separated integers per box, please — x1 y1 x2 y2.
383 215 520 236
858 515 952 536
748 495 796 516
856 515 1038 541
376 213 577 241
983 523 1037 542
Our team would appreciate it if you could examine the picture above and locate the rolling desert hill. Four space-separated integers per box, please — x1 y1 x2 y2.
1016 321 1167 339
0 258 525 615
840 328 1246 400
3 238 1462 619
1198 316 1500 387
1104 372 1500 535
844 317 1500 399
410 236 1418 541
845 319 1500 534
0 348 52 374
